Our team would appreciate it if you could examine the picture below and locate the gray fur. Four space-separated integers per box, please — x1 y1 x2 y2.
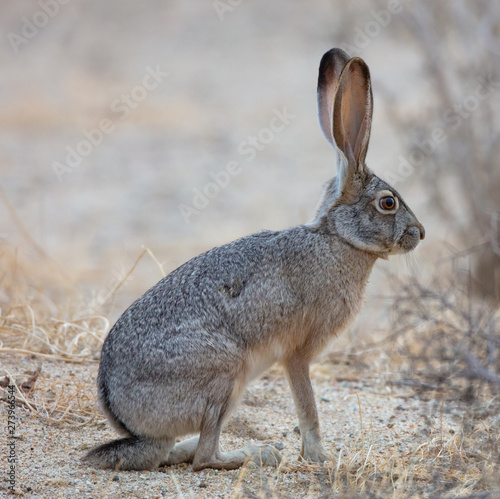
83 48 424 471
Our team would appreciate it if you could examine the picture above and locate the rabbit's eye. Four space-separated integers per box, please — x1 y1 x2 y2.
374 191 399 213
379 196 396 210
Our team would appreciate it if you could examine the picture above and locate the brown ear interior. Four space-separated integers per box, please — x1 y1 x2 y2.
333 58 372 166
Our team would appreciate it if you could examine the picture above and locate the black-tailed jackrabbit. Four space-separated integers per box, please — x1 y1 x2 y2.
84 48 424 471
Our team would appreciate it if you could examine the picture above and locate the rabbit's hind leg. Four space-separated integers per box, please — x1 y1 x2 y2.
161 436 199 466
192 412 282 471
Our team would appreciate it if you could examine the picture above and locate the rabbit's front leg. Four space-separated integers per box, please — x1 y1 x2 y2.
285 355 328 464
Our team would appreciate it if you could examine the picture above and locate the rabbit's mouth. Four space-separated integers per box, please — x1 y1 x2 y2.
395 225 425 254
367 225 423 259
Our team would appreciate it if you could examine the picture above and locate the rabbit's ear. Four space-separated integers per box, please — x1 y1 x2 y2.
317 48 351 147
332 57 373 170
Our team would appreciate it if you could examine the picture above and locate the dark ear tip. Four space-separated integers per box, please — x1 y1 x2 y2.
318 48 352 89
330 48 351 59
319 48 351 68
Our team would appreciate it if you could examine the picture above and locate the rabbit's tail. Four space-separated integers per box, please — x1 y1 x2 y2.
83 436 173 470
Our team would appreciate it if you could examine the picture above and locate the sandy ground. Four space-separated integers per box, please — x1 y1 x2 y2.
1 352 473 499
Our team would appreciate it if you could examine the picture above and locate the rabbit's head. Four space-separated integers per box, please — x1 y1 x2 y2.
313 48 425 259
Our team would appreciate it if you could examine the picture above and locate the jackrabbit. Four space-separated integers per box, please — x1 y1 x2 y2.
83 48 425 471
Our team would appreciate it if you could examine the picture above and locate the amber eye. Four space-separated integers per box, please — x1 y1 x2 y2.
379 196 396 210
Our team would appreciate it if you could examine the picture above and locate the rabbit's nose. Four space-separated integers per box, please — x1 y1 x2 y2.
408 224 425 242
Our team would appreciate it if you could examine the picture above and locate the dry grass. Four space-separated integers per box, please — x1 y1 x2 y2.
0 241 108 363
220 378 498 499
390 274 500 402
0 241 107 427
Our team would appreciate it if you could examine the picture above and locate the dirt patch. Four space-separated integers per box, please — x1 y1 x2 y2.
2 350 498 498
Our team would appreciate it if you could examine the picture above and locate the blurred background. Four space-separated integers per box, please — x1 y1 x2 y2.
1 0 499 330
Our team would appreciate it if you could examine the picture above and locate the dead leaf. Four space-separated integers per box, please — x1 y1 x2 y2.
20 366 42 393
0 376 11 388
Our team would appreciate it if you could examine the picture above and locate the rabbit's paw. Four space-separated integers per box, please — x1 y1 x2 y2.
245 444 282 469
301 448 328 464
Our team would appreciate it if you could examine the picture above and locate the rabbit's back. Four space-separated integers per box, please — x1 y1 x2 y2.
103 225 373 354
